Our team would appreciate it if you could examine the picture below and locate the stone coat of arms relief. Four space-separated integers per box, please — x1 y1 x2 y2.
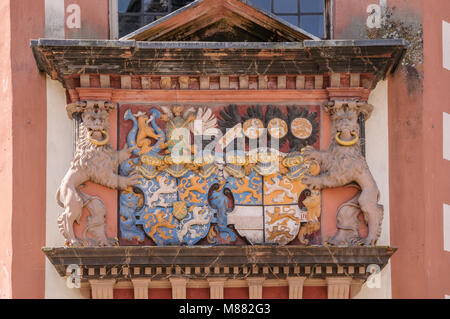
57 101 384 247
118 104 321 246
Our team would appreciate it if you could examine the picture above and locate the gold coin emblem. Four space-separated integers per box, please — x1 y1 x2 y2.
267 118 288 139
243 118 264 139
291 118 313 139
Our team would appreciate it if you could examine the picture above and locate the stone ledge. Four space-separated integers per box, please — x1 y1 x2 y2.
30 39 405 88
43 246 396 281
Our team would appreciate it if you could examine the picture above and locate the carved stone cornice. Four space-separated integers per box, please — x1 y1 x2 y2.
43 246 396 283
31 38 406 90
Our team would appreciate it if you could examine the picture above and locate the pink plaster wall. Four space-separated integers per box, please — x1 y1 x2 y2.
422 0 450 298
65 0 110 39
334 0 422 39
0 0 47 298
10 0 47 298
0 0 13 299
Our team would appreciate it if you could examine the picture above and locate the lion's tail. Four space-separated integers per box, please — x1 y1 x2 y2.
57 187 93 240
56 187 68 239
56 187 64 208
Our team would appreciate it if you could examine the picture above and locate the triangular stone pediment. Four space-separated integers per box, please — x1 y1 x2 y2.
121 0 319 42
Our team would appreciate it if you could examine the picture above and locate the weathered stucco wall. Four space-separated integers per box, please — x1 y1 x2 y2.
422 0 450 298
64 0 109 39
0 0 13 299
0 0 47 298
388 65 426 299
334 0 422 40
45 76 86 299
356 80 391 298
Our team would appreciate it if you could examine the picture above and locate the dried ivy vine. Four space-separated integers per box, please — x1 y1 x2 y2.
367 6 423 76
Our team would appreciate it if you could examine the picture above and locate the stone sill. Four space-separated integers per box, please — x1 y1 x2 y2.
43 245 396 282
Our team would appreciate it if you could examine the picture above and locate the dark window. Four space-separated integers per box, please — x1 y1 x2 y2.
249 0 330 39
249 0 329 38
118 0 195 37
118 0 330 39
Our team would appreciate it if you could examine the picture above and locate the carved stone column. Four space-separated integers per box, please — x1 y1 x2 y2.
287 277 306 299
170 277 187 299
247 277 265 299
132 278 150 299
89 279 116 299
208 277 227 299
326 277 352 299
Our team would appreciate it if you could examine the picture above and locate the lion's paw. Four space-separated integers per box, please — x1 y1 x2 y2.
302 175 323 190
360 237 377 246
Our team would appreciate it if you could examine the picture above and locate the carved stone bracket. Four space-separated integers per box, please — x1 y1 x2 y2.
89 279 116 299
132 278 151 299
287 276 306 299
247 277 265 299
170 277 187 299
326 277 352 299
208 278 227 299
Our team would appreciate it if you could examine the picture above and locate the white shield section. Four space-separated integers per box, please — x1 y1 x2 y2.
227 206 264 244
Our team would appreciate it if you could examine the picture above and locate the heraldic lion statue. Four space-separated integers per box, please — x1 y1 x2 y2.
302 101 384 246
56 101 139 246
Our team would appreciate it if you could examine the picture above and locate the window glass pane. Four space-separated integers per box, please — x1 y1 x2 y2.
300 0 324 13
119 15 142 37
143 15 156 24
171 0 195 10
248 0 271 12
274 0 298 13
279 15 299 26
300 14 324 38
145 0 168 12
119 0 141 13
